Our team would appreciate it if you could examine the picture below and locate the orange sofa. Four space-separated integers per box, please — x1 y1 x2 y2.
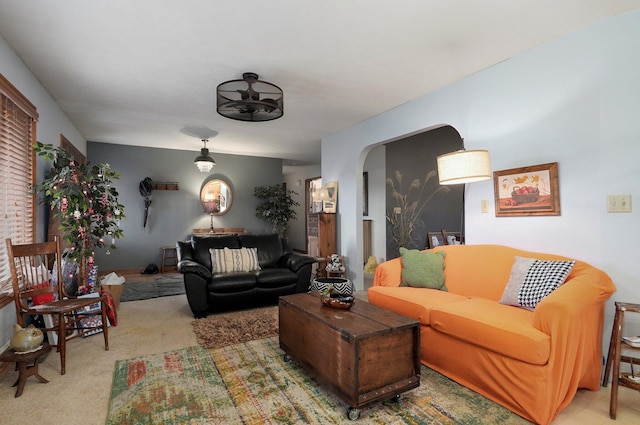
368 244 615 425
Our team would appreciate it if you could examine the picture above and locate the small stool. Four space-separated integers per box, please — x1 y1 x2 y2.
602 301 640 419
310 277 354 295
161 246 178 273
0 343 51 397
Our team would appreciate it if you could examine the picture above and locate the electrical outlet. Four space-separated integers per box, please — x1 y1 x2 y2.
607 195 632 213
394 207 401 215
481 200 489 213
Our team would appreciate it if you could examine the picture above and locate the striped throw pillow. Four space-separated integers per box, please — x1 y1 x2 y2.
209 247 261 273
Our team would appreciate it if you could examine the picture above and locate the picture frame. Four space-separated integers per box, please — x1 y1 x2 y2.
493 162 560 217
363 172 369 216
322 181 338 213
427 231 462 249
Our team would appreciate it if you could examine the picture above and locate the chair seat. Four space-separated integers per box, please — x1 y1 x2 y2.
27 297 104 314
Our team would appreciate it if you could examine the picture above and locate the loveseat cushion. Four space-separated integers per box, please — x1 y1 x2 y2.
208 272 256 293
192 235 241 270
430 297 550 365
239 234 283 268
367 286 469 326
253 268 298 289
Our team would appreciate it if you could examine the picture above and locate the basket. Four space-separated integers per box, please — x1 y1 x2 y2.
511 186 539 205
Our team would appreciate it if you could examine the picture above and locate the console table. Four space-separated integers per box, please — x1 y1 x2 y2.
192 227 248 235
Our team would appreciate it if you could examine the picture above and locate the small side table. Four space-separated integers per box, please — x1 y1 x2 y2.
602 301 640 419
161 246 178 273
0 343 51 397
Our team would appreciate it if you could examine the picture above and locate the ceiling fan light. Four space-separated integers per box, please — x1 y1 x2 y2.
217 72 283 122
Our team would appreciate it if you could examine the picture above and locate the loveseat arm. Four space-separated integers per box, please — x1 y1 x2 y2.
280 253 316 273
177 260 212 280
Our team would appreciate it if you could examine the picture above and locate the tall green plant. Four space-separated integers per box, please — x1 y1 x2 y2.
386 170 449 253
254 185 299 235
32 142 125 290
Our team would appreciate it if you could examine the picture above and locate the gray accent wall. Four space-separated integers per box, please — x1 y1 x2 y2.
385 126 464 258
87 142 284 271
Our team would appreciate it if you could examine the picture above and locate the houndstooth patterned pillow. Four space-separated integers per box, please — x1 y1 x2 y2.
500 256 575 310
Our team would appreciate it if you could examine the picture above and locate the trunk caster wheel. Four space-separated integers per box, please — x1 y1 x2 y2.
283 354 293 363
347 407 361 420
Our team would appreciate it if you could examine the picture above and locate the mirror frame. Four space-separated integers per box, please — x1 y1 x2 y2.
200 178 233 216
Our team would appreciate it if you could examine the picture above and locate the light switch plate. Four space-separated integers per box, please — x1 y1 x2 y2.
607 195 632 213
481 200 489 213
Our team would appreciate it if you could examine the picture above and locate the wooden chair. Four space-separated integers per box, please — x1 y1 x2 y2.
5 237 109 375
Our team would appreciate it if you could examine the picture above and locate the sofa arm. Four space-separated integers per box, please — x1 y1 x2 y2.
532 262 615 398
177 260 212 280
279 253 315 273
373 257 403 287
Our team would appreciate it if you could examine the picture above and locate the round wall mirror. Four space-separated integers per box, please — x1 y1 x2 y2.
200 179 233 215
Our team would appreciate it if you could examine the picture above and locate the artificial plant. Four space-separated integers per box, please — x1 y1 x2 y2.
32 141 125 292
254 184 299 235
385 170 449 254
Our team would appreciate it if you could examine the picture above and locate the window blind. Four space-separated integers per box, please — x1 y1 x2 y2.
0 73 37 300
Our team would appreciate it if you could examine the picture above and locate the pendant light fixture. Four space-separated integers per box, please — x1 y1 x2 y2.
194 139 216 173
217 72 283 122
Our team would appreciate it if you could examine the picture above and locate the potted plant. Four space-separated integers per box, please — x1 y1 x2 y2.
32 142 125 293
254 184 299 235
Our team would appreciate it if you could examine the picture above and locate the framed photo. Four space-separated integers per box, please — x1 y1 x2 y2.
493 162 560 217
427 231 461 249
363 172 369 216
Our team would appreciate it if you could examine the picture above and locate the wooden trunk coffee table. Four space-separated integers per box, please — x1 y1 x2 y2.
279 292 420 420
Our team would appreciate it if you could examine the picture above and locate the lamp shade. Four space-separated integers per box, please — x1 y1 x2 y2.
437 149 491 185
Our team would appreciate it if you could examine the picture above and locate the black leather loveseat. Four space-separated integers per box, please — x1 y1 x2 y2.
177 233 315 318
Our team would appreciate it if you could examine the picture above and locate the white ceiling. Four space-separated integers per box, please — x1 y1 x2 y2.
1 1 639 165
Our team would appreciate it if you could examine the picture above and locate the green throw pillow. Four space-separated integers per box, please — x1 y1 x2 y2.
399 247 447 290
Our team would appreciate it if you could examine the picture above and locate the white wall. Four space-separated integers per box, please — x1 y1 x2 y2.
323 11 640 340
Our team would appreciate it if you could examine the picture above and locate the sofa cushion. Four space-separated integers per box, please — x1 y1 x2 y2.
208 273 256 293
399 247 447 290
209 247 261 273
192 235 241 270
500 256 575 310
431 297 550 365
368 286 468 326
253 268 298 289
239 234 283 268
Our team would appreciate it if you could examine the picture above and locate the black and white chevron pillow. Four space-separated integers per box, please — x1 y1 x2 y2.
500 256 575 310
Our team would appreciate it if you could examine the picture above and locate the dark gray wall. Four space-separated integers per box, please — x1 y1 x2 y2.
385 125 464 258
87 142 284 271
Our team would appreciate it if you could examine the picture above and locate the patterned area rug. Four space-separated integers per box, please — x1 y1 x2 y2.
107 337 531 424
191 306 279 348
120 274 184 302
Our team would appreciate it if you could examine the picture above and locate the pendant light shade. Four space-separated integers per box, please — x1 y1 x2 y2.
194 139 216 173
437 149 491 185
217 72 283 122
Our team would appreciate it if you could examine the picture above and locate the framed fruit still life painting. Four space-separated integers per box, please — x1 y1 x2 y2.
493 162 560 217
